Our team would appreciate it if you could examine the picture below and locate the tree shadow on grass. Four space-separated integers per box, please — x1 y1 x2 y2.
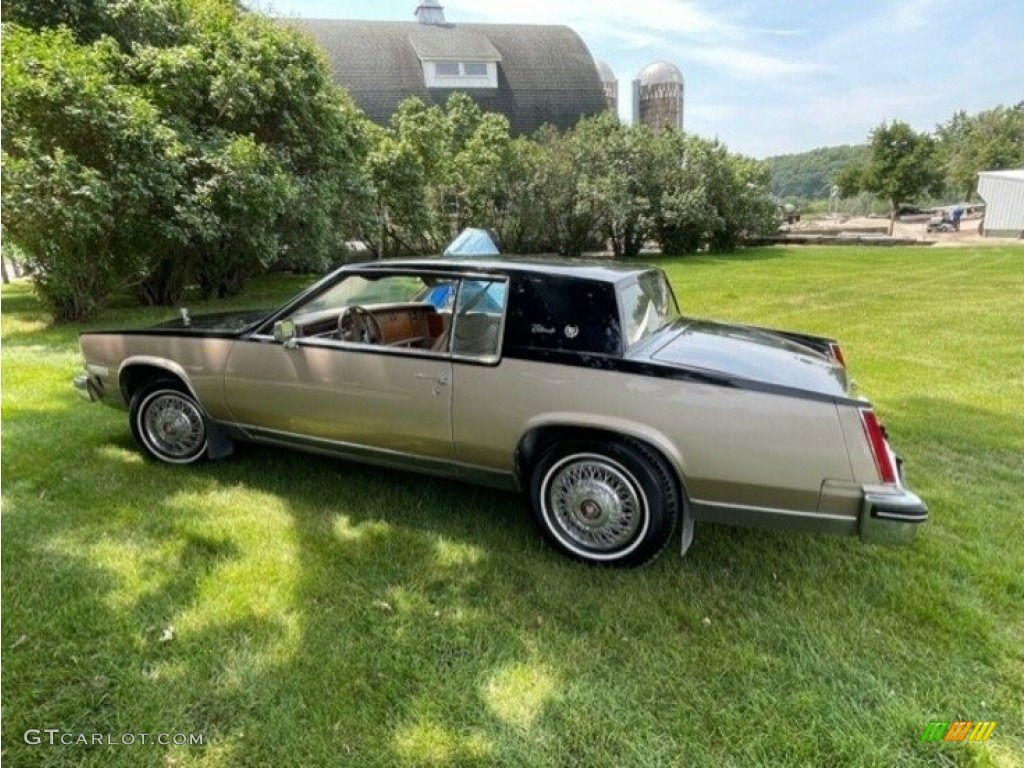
5 393 1022 765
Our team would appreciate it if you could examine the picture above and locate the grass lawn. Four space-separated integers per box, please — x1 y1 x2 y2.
2 246 1022 767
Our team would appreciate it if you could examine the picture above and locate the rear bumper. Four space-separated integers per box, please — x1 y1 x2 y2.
860 488 928 544
74 371 121 407
73 373 98 402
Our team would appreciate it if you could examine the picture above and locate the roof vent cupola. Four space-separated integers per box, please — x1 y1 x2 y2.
415 0 446 25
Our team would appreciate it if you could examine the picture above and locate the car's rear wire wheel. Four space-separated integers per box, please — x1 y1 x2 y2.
129 379 208 465
529 438 680 567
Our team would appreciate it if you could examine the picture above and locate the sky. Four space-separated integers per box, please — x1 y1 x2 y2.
255 0 1024 158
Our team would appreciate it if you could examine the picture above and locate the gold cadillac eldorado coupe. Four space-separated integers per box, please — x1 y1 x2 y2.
74 258 927 566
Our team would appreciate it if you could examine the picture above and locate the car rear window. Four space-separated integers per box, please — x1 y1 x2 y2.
620 270 680 350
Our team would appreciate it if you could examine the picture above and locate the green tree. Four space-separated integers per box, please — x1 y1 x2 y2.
530 122 603 257
363 123 431 258
2 2 369 319
371 94 518 255
1 27 180 319
765 144 868 201
0 0 109 41
646 133 774 254
488 135 551 253
937 104 1024 199
838 121 942 235
579 117 658 258
647 131 712 254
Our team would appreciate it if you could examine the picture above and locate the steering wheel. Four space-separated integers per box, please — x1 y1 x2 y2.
337 305 383 344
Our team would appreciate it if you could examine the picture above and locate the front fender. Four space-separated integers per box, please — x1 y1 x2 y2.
118 355 234 460
118 356 202 403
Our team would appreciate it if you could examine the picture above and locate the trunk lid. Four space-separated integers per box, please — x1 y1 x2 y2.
644 319 852 398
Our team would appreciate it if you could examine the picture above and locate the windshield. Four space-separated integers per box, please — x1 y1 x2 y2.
621 271 680 349
301 274 435 312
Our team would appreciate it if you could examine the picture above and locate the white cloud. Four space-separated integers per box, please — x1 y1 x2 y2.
445 0 738 41
891 0 938 32
447 0 817 82
683 46 820 80
714 80 955 157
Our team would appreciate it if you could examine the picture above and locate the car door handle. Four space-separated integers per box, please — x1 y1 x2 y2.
414 373 450 386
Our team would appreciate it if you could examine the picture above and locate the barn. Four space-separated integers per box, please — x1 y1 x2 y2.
289 1 608 136
978 169 1024 238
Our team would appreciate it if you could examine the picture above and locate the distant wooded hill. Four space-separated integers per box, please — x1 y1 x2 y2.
766 145 868 201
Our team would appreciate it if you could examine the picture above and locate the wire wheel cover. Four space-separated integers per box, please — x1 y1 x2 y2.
545 456 645 551
142 393 205 458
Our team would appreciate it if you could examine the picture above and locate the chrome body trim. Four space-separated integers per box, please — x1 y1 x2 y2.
690 498 858 536
239 423 519 491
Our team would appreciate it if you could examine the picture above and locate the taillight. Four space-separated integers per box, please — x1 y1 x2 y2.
859 408 898 484
828 342 847 368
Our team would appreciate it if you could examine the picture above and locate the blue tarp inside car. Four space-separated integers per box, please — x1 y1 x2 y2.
421 229 504 309
443 228 501 257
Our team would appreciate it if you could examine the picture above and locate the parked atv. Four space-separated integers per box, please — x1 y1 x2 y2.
926 215 956 233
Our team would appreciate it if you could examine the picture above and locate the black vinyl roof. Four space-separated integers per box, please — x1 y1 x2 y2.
353 257 655 285
287 19 608 135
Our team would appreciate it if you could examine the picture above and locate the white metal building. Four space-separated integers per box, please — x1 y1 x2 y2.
977 169 1024 238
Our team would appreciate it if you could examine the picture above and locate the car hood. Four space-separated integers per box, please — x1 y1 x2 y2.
643 319 851 398
151 308 271 333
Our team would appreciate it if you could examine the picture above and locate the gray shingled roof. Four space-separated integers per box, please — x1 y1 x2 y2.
288 19 607 135
407 26 502 60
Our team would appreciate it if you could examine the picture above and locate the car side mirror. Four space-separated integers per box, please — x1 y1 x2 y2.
273 319 298 348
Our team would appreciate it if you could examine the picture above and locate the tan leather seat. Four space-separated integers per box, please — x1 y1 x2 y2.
431 314 452 352
452 314 500 356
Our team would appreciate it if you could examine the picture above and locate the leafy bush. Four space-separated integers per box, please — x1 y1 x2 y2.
1 2 369 321
1 27 179 319
2 3 778 321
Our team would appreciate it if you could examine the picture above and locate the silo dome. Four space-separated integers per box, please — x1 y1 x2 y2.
596 60 616 84
637 60 684 87
594 60 618 114
632 60 684 131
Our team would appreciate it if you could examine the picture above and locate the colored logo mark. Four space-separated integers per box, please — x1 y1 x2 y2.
921 721 997 742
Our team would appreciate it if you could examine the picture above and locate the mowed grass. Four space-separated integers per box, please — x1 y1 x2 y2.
2 246 1022 767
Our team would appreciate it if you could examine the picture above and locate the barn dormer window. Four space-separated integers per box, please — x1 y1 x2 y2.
411 27 502 89
423 60 498 88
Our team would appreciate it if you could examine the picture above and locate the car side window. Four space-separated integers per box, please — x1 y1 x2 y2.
450 279 508 360
279 272 457 353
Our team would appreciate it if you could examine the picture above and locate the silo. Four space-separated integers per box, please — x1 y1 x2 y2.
632 61 684 131
595 60 618 114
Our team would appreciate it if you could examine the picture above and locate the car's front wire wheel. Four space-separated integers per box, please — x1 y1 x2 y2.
529 439 680 566
129 380 208 465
